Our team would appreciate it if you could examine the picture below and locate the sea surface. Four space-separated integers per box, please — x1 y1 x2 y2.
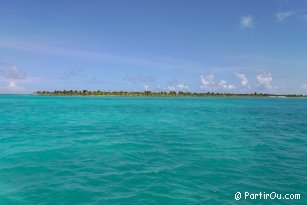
0 95 306 204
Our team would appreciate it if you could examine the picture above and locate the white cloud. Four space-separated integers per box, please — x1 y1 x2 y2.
274 11 307 23
275 11 295 22
236 73 249 87
200 74 235 91
7 81 18 88
144 85 149 91
218 80 236 90
167 83 189 91
240 15 254 28
200 74 215 89
256 73 273 89
167 86 176 91
1 81 25 93
0 63 28 94
177 83 189 91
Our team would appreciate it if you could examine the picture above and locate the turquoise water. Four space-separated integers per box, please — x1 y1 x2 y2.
0 95 306 204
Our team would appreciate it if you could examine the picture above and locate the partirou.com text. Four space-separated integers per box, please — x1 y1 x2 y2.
234 191 301 201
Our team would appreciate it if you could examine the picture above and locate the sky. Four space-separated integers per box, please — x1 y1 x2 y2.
0 0 307 94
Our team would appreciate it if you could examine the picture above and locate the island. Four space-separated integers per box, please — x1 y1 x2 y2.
34 90 307 97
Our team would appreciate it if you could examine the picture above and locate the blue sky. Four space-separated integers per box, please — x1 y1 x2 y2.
0 0 307 94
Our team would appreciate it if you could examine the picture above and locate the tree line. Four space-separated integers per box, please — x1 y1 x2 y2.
33 90 306 97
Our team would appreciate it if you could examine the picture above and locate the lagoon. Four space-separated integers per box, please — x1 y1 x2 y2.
0 95 306 204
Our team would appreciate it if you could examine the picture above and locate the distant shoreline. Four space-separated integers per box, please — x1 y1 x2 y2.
33 91 307 98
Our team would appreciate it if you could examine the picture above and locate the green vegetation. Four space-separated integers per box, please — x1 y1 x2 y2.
34 90 307 97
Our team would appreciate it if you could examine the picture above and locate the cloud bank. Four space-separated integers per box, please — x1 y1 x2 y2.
200 74 215 89
218 80 236 90
236 73 249 88
167 83 189 91
256 73 273 89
